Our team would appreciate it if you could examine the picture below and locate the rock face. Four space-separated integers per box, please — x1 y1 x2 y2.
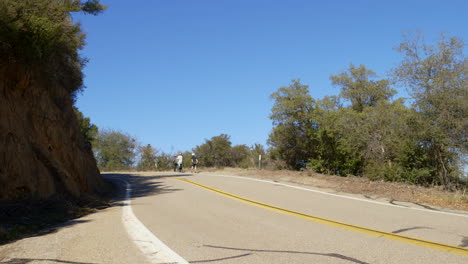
0 66 104 200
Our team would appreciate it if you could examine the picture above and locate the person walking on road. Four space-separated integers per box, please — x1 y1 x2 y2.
173 155 178 172
176 153 183 172
191 153 199 173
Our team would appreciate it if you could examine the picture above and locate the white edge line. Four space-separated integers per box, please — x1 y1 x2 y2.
203 173 468 219
116 179 189 264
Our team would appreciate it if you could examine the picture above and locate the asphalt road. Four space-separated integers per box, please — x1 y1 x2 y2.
128 173 468 263
0 172 467 264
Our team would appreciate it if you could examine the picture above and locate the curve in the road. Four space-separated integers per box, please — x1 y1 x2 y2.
119 179 189 264
176 178 468 257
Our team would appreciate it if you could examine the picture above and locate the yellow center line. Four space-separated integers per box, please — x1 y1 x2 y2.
175 178 468 256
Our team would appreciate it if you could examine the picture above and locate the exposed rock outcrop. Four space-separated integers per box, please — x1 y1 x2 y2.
0 66 104 200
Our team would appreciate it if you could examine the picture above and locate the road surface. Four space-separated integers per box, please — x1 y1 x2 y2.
0 172 467 263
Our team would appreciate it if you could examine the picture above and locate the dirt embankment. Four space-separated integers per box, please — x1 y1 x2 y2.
0 66 105 201
204 168 468 212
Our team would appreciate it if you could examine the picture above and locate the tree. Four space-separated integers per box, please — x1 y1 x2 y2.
154 152 174 171
194 134 232 167
393 32 467 187
268 79 318 169
267 76 431 183
73 107 98 145
94 129 137 171
345 100 434 183
306 103 362 176
230 144 250 168
270 79 315 126
330 64 396 112
137 144 158 171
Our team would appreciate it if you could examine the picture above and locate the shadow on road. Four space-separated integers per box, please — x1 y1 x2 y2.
202 244 370 264
0 202 93 246
19 220 92 240
102 172 192 207
0 172 189 245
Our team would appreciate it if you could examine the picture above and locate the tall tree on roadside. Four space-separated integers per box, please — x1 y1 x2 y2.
393 32 467 187
154 152 174 171
137 144 158 171
348 100 434 184
94 129 137 171
230 144 251 168
268 79 317 169
307 97 362 176
194 134 233 167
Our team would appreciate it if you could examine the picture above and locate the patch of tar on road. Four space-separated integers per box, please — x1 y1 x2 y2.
412 202 440 211
389 199 409 207
203 245 369 264
459 237 468 248
391 226 433 234
189 253 252 263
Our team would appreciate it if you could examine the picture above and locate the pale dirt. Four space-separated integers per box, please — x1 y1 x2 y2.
199 168 468 212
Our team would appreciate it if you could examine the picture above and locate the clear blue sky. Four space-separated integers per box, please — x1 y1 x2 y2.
74 0 467 154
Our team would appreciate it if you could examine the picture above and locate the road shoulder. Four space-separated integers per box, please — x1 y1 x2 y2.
0 179 150 264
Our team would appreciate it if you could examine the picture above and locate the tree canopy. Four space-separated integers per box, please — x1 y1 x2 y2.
393 33 467 187
0 0 106 98
93 129 137 171
194 134 269 168
137 144 158 171
268 80 317 169
330 64 396 112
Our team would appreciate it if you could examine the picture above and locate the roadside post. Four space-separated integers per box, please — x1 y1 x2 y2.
258 155 262 169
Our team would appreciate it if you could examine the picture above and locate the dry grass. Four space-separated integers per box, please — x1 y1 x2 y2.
202 167 468 212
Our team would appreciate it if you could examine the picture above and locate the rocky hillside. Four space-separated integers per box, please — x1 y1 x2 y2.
0 66 105 200
0 1 107 201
